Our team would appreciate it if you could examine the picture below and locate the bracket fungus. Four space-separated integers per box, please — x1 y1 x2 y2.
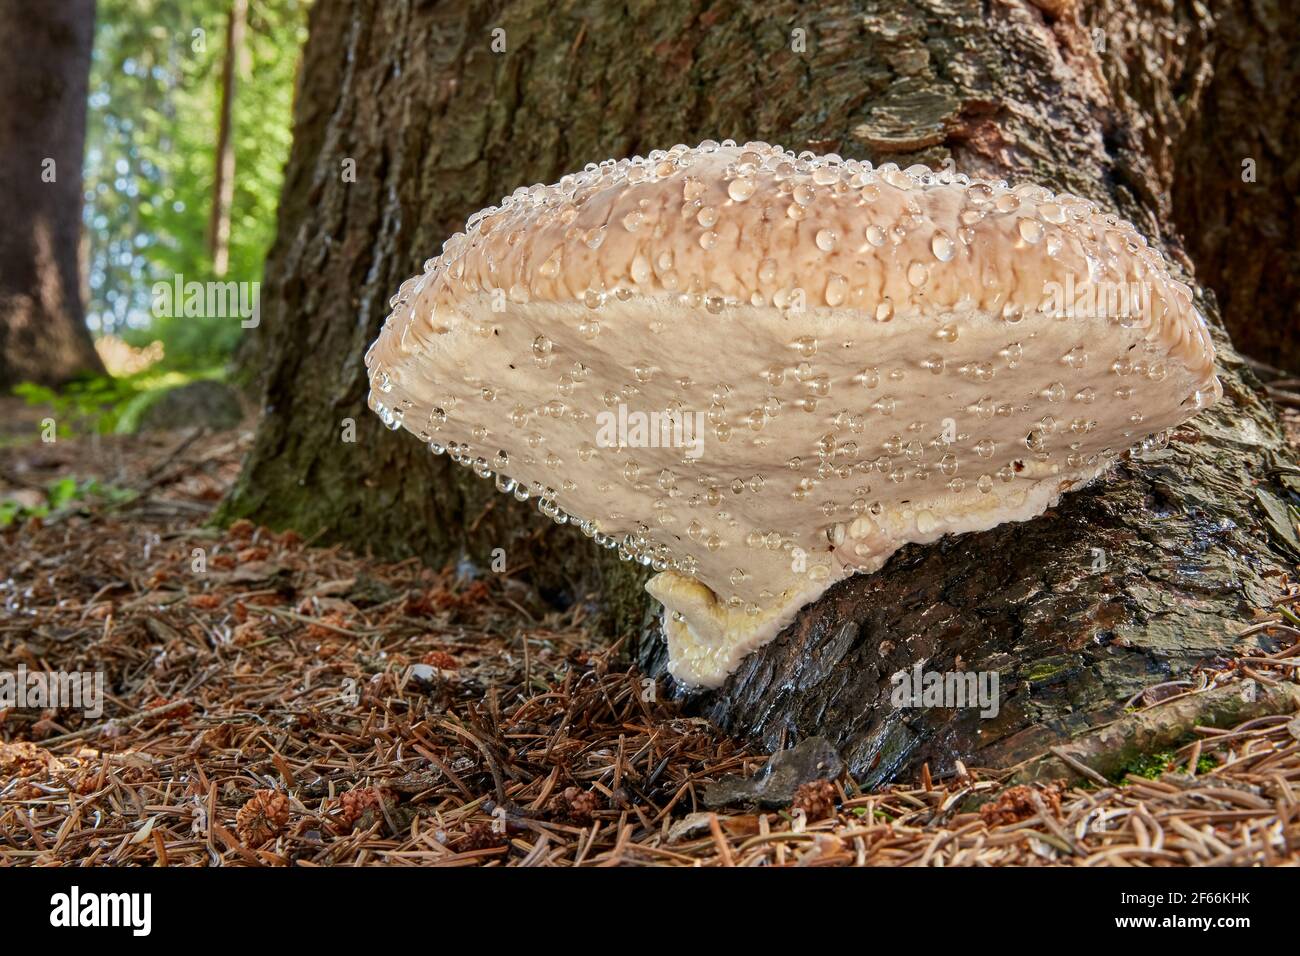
365 140 1220 689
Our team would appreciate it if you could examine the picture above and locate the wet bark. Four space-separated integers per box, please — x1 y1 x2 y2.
0 0 103 389
228 0 1300 782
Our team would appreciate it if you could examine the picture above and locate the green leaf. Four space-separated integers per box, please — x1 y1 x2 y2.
46 476 80 509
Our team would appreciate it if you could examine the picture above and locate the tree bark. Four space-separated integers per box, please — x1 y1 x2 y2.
226 0 1300 782
0 0 103 389
1167 0 1300 373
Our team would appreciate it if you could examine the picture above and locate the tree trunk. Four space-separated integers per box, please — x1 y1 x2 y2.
1168 1 1300 374
225 0 1300 782
208 0 246 278
0 0 103 389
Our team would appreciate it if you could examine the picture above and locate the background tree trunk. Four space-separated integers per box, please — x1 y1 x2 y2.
0 0 103 389
226 0 1300 781
1168 0 1300 374
209 0 247 278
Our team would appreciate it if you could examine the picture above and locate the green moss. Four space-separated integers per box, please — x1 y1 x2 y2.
1121 750 1177 780
1115 749 1217 782
1021 655 1076 684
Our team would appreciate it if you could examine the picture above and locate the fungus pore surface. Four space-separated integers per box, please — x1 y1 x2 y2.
365 140 1220 688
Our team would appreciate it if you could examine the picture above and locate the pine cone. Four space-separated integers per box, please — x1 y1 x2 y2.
332 786 384 833
420 649 459 670
979 783 1063 828
231 621 265 646
235 789 290 847
792 779 838 821
460 822 508 851
549 786 599 825
305 611 352 641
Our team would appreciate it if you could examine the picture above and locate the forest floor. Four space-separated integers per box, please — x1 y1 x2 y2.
3 396 1300 866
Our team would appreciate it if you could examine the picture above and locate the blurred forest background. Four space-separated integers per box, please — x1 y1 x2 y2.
86 0 304 356
1 0 305 440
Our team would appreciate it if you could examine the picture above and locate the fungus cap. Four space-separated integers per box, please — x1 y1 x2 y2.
366 140 1220 688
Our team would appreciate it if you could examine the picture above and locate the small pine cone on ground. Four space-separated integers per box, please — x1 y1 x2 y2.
460 822 508 851
305 611 352 641
199 722 234 751
142 697 193 721
792 779 838 821
71 768 103 795
420 649 459 670
236 789 290 848
549 786 599 825
0 741 62 778
332 786 385 833
231 621 265 646
979 783 1063 828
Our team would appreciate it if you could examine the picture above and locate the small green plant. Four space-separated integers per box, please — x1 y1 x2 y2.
1124 751 1177 779
0 476 137 527
13 375 142 435
1117 749 1217 781
851 806 894 821
12 367 223 437
0 499 28 527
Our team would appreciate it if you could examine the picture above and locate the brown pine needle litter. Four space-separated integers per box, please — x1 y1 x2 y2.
2 412 1300 867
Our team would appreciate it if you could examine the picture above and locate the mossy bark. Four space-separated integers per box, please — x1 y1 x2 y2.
228 0 1299 780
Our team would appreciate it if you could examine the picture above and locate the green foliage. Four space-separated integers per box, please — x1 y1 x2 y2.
1123 751 1175 779
12 368 218 436
13 376 139 435
1118 750 1218 781
0 477 138 528
120 310 243 371
852 807 894 821
84 0 307 364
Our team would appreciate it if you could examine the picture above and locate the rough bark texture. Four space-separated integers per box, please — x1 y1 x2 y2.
0 0 103 389
1165 1 1300 373
228 0 1300 782
645 0 1300 785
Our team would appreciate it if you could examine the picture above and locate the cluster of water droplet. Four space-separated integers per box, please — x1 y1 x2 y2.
367 137 1191 328
364 138 1218 621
